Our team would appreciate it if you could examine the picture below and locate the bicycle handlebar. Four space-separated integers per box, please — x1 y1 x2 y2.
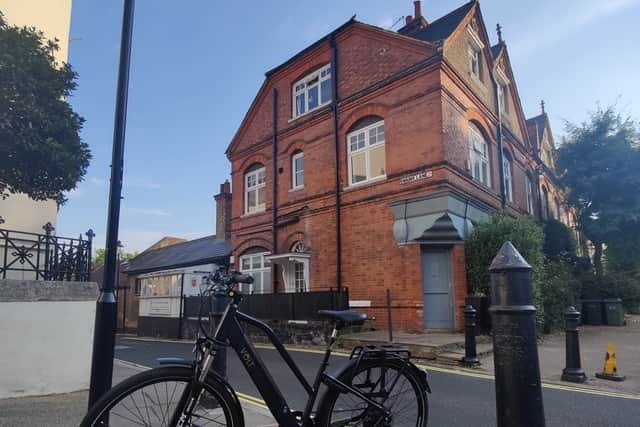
203 269 254 288
230 272 254 284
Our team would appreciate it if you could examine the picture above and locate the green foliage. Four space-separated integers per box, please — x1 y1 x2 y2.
580 272 640 313
542 219 576 261
93 248 138 268
465 211 544 296
0 13 90 205
557 105 640 275
540 261 580 333
464 212 545 328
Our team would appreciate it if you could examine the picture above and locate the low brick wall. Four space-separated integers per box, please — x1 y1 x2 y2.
0 279 98 398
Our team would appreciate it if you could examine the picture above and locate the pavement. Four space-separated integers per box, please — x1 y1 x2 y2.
0 359 276 427
342 315 640 395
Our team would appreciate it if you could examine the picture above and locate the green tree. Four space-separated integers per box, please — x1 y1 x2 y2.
542 219 576 262
0 13 90 205
557 106 640 276
93 248 138 268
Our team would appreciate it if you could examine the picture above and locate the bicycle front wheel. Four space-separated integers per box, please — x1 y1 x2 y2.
317 358 428 426
80 365 243 427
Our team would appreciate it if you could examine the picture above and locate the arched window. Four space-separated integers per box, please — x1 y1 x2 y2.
525 172 534 214
554 197 561 221
239 246 271 294
469 124 491 187
347 116 386 186
291 151 304 190
244 163 265 214
502 150 513 203
541 186 549 220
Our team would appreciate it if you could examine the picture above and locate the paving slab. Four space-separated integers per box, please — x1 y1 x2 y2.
479 315 640 395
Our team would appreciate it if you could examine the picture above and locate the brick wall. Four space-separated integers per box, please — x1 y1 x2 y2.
226 12 566 331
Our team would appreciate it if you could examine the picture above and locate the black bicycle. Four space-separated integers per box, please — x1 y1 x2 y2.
81 269 431 426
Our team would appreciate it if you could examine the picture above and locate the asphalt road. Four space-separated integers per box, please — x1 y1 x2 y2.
115 336 640 426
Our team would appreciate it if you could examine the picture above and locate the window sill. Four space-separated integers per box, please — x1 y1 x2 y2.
241 210 267 219
289 186 305 193
343 175 387 191
469 74 488 93
288 103 331 123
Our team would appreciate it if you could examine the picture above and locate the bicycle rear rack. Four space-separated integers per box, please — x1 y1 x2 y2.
348 345 411 361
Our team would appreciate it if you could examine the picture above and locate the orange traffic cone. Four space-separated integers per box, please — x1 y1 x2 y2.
595 342 625 381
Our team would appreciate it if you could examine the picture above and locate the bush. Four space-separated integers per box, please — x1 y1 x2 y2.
581 272 640 312
465 211 545 328
465 211 544 296
540 261 581 333
543 219 577 261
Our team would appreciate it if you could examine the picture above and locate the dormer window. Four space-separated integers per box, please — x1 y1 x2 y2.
293 64 332 118
468 45 481 80
495 67 510 116
467 26 485 83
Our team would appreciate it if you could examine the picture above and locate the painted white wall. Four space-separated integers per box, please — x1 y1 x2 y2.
0 301 96 399
0 193 58 235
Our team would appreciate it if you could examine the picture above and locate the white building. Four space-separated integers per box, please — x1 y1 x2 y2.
0 0 72 233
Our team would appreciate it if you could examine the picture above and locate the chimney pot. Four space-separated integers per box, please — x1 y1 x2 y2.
405 15 413 25
414 1 422 19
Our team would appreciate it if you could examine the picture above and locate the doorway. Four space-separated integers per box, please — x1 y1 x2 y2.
421 247 454 329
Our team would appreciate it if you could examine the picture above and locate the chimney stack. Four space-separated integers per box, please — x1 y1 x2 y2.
214 180 232 241
414 1 422 19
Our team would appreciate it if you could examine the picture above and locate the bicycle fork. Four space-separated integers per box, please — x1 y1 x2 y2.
169 345 217 426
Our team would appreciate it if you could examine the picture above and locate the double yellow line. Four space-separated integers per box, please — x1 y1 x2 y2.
253 344 640 401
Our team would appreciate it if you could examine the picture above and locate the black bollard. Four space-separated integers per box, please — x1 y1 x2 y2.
462 305 480 366
211 284 229 378
489 242 545 427
561 306 587 383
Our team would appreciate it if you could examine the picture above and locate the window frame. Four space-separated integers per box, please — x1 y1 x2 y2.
502 151 513 203
525 174 534 214
292 151 304 190
468 44 481 80
292 64 332 119
244 166 266 214
239 251 271 294
347 119 387 186
469 126 491 188
495 66 511 117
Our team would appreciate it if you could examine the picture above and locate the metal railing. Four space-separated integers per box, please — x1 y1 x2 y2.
0 222 94 281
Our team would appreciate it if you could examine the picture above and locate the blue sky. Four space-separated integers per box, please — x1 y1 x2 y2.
59 0 640 253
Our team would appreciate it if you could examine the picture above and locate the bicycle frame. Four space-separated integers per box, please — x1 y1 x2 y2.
203 296 388 427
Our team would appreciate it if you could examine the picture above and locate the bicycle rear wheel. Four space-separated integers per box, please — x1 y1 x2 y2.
317 358 428 426
80 365 243 427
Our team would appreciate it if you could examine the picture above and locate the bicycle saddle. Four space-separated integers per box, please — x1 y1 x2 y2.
318 310 367 326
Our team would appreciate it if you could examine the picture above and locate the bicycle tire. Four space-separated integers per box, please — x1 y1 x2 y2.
80 365 244 427
316 358 428 426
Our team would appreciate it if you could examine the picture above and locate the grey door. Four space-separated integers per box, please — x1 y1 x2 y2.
421 247 454 329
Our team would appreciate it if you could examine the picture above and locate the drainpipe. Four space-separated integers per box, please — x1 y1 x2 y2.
177 272 185 339
329 34 342 293
494 81 506 209
272 88 279 293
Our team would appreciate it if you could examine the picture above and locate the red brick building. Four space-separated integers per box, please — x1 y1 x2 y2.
226 1 570 331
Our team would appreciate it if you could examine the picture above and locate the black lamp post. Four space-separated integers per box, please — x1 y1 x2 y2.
88 0 135 408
